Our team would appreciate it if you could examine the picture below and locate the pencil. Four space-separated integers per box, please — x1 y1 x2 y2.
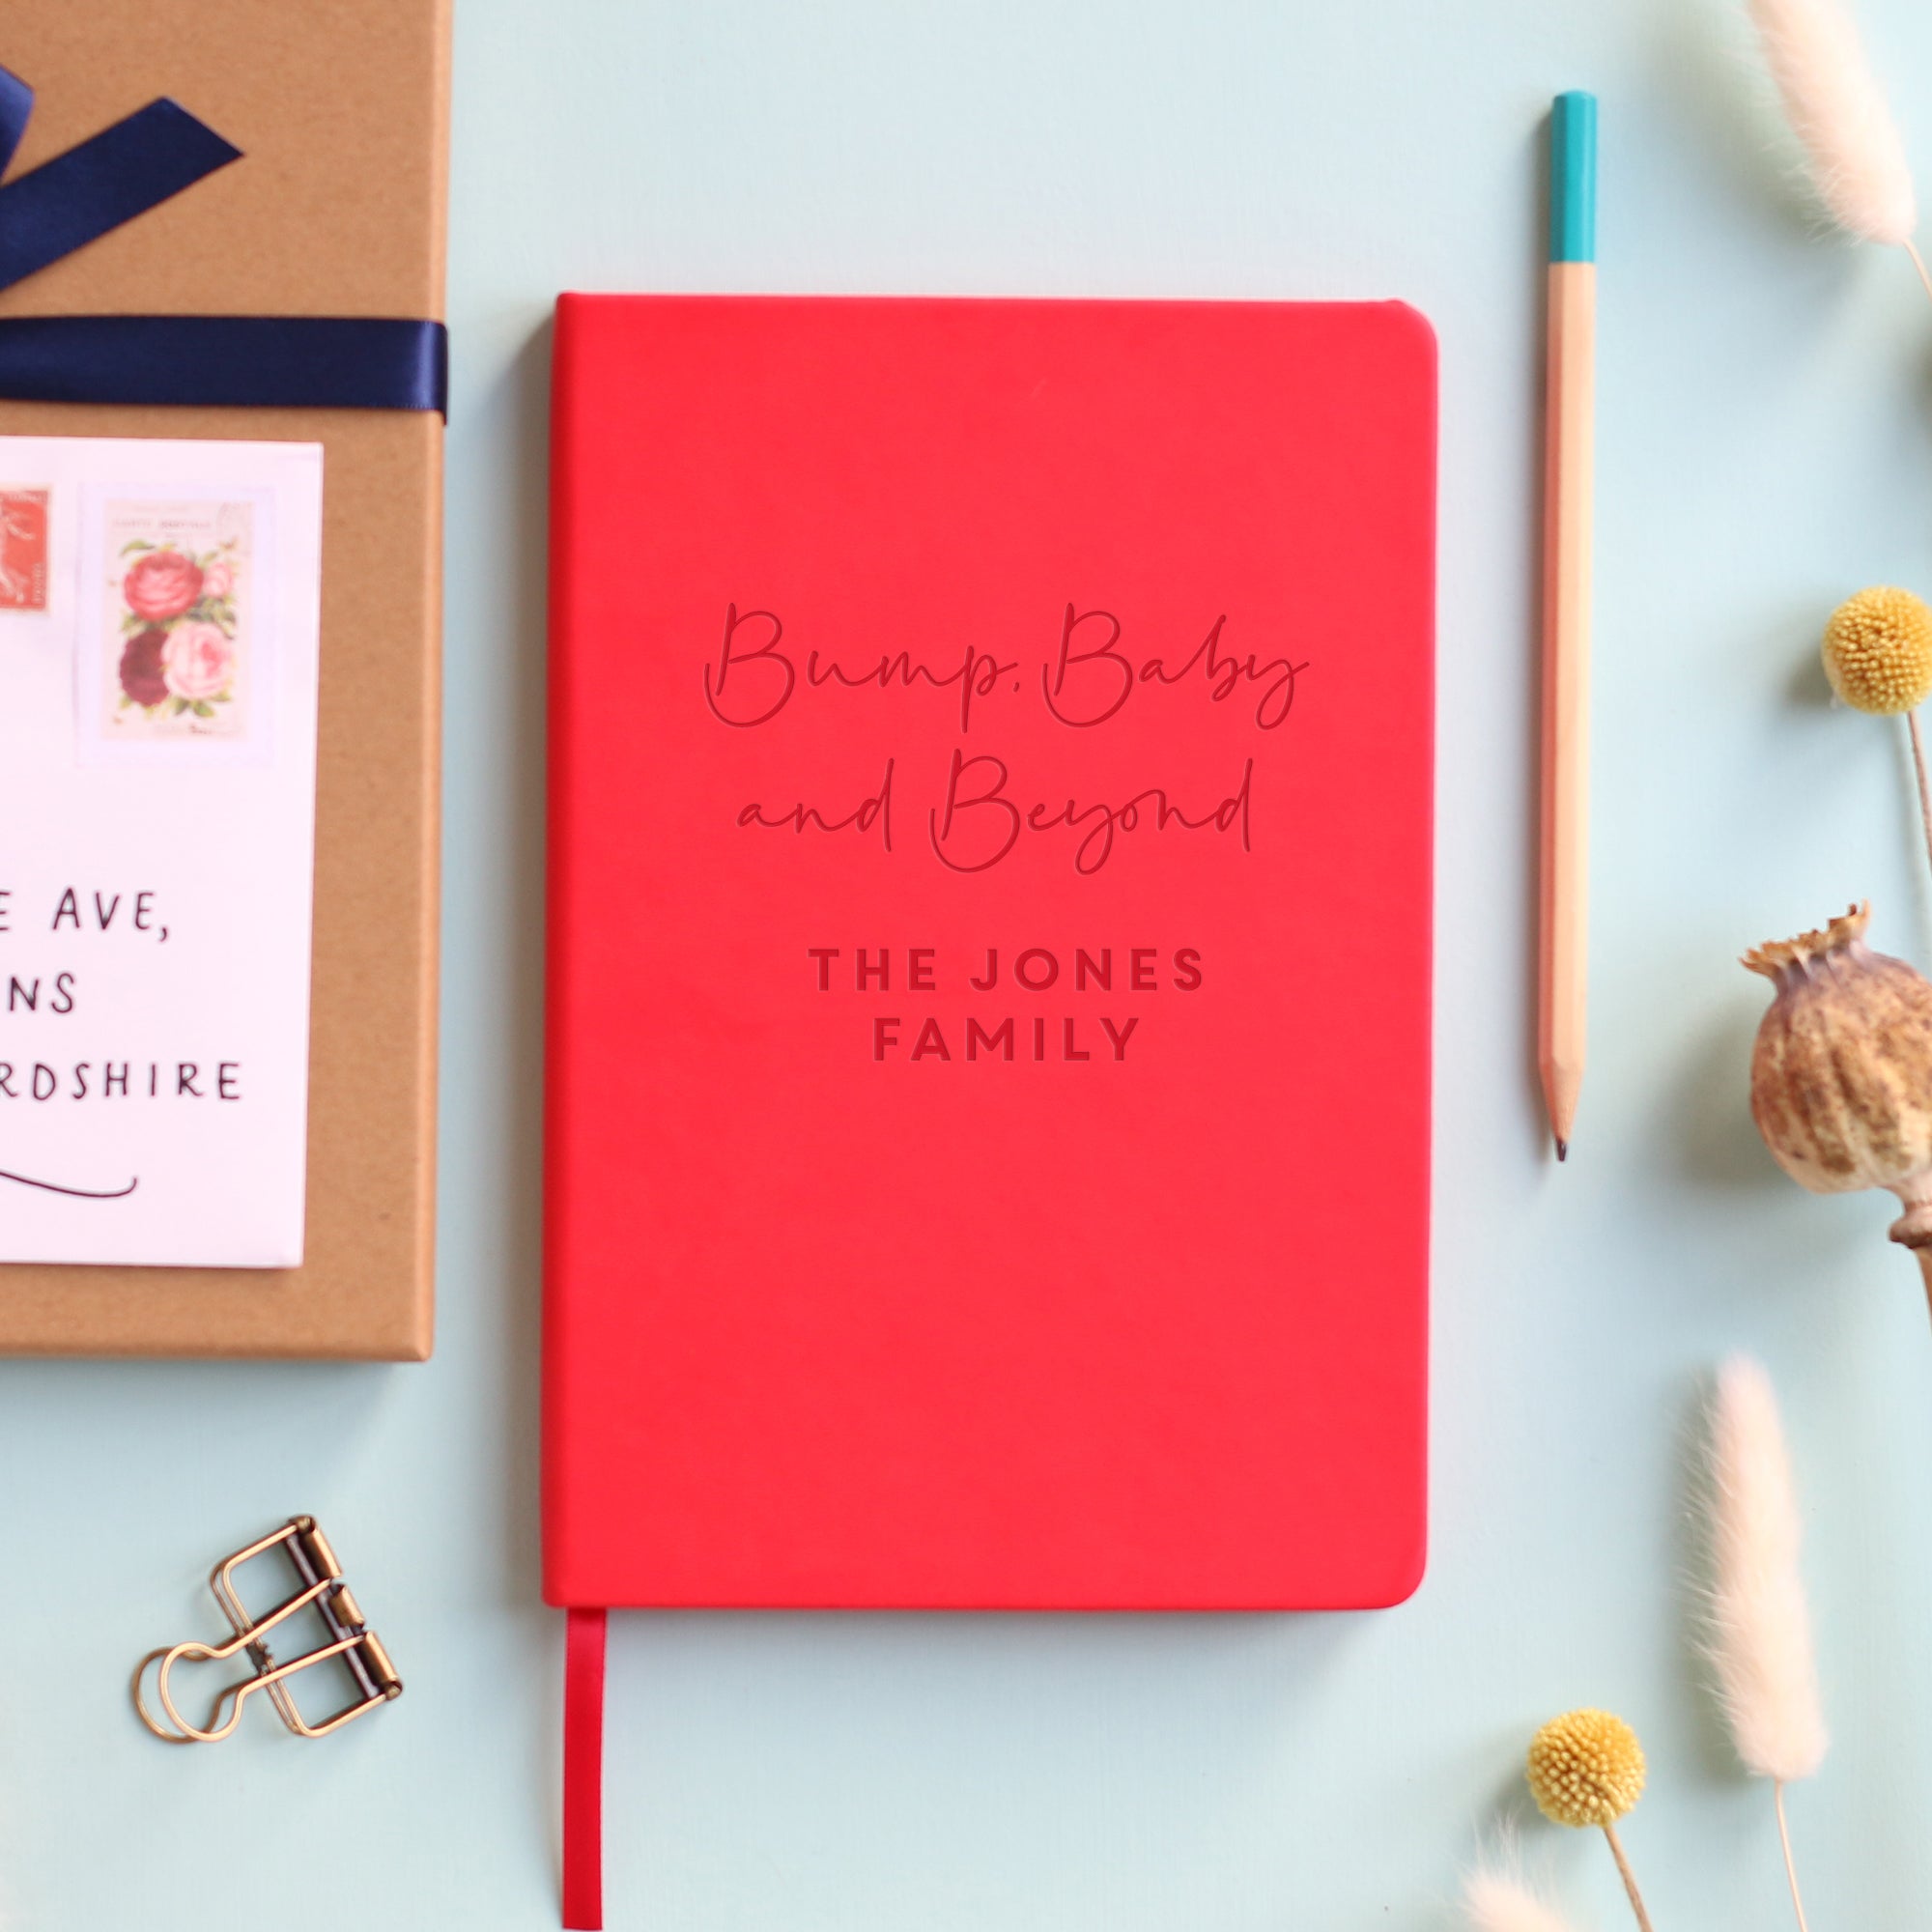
1540 90 1596 1160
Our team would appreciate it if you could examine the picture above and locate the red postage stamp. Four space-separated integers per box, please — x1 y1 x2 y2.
0 489 49 611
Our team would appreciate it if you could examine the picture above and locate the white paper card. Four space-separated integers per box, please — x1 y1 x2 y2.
0 436 324 1268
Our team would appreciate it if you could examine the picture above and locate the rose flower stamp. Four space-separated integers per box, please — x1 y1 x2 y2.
99 499 250 742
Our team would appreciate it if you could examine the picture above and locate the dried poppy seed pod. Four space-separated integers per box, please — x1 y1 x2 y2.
1745 903 1932 1274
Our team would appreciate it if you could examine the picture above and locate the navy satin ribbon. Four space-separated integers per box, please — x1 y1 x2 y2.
0 315 447 412
0 65 446 415
0 62 38 175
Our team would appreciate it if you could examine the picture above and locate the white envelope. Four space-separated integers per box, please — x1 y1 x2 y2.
0 435 324 1268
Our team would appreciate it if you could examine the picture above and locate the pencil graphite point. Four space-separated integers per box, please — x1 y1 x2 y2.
1542 1059 1582 1161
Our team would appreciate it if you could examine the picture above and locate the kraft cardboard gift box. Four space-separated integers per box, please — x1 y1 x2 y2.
0 1 449 1357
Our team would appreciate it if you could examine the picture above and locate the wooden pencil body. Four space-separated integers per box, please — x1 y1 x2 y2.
1539 260 1594 1151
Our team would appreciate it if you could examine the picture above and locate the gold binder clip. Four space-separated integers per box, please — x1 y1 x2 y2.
133 1516 402 1744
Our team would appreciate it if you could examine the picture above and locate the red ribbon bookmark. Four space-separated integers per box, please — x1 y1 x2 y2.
563 1606 608 1929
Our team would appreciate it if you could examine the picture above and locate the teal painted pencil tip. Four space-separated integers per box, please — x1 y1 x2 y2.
1549 91 1597 263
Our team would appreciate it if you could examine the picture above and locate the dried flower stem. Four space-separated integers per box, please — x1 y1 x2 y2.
1903 249 1932 890
1907 712 1932 877
1602 1823 1657 1932
1906 238 1932 307
1774 1782 1811 1932
1913 1245 1932 1327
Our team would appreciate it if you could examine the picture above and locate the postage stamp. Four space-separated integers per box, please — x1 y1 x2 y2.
0 488 49 611
96 499 251 744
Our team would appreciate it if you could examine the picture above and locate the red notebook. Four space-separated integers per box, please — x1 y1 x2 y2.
543 292 1434 1920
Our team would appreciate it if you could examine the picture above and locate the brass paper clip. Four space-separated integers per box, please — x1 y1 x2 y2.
134 1516 402 1744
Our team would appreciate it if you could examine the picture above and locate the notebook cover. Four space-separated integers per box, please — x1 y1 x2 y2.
0 0 447 1357
544 293 1434 1609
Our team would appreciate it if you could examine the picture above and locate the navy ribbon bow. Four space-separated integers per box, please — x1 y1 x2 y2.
0 65 446 415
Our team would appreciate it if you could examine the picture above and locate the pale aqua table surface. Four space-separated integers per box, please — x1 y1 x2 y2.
8 0 1932 1924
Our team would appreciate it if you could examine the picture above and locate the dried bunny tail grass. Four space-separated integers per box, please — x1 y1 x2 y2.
1463 1866 1582 1932
1705 1356 1828 1785
1747 0 1917 244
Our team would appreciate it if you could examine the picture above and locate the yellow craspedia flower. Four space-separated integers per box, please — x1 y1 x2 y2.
1525 1708 1646 1828
1822 586 1932 715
